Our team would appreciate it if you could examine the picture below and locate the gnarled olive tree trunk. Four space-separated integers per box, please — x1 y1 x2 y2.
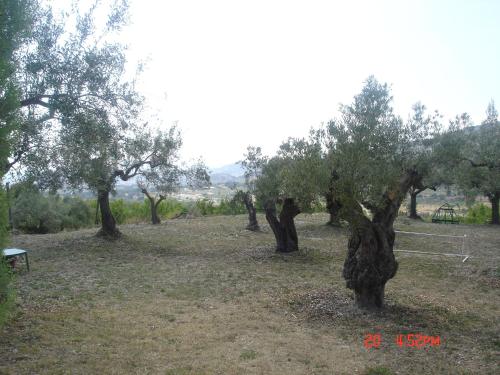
242 192 259 231
343 217 398 309
342 171 419 309
264 198 300 252
97 190 121 238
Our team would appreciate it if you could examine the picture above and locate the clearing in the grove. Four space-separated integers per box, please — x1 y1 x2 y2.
0 214 498 374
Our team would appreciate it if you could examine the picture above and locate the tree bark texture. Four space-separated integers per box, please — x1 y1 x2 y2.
6 183 13 229
408 185 432 220
489 193 500 225
96 190 121 238
264 198 300 252
342 170 420 309
409 192 420 219
325 191 341 226
343 219 397 309
242 192 259 231
149 198 161 224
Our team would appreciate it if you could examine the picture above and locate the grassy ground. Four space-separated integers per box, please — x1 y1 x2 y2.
0 214 498 374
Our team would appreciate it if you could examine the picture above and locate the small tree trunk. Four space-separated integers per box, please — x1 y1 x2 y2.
6 183 13 229
343 220 398 310
264 198 300 252
243 192 259 231
149 197 161 224
279 198 300 252
95 197 100 225
140 187 164 225
490 193 500 225
264 200 286 251
409 192 420 219
325 192 341 226
97 190 121 238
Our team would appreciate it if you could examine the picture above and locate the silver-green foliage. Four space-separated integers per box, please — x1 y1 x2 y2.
326 76 440 217
7 0 141 182
437 102 500 206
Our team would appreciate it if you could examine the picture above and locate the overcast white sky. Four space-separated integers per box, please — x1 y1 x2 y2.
117 0 500 168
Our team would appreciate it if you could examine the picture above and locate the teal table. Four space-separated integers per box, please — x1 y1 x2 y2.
2 248 30 271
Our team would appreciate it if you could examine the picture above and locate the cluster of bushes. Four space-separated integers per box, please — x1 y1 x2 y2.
7 187 252 232
463 203 492 224
90 198 188 225
194 198 247 216
11 189 92 233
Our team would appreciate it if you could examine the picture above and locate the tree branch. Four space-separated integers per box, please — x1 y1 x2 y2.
463 158 499 171
155 195 166 208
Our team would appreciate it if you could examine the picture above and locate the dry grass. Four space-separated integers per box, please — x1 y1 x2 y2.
0 214 498 374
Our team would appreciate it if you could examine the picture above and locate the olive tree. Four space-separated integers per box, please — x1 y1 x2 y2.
327 76 439 309
255 136 328 252
439 102 500 224
404 103 443 219
57 113 186 236
5 0 139 175
235 146 267 231
138 157 210 225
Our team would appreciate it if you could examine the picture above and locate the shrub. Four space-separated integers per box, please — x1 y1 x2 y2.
0 258 15 328
464 203 492 224
12 189 92 233
195 198 216 216
110 199 127 224
0 188 14 328
62 197 93 229
12 190 64 233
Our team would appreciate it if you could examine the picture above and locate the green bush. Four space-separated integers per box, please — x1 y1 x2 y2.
158 199 188 218
62 197 93 229
0 188 15 329
12 190 260 233
109 199 127 224
193 198 247 216
464 203 492 224
0 258 15 328
12 190 63 233
195 198 216 216
12 189 92 233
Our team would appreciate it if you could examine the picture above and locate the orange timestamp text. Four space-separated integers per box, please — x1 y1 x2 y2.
364 333 441 349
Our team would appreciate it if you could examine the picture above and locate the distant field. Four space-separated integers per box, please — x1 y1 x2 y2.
0 214 498 374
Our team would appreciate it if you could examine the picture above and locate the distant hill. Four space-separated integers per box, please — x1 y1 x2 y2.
209 163 245 185
210 163 244 177
210 173 245 185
